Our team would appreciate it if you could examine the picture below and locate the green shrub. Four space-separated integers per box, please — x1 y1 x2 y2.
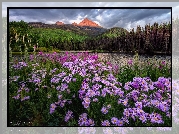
52 49 60 53
12 47 21 52
36 47 48 52
28 46 35 52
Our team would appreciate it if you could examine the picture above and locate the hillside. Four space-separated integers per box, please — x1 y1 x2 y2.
28 18 107 37
97 27 129 38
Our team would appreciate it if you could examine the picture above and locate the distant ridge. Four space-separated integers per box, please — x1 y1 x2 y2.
28 18 106 37
28 18 102 28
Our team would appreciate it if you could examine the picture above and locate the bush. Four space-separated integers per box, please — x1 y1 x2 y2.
12 47 21 52
50 49 60 53
36 47 48 52
28 46 35 52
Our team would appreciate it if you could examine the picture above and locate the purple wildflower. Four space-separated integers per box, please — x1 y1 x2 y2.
72 78 76 82
101 120 110 126
21 96 30 101
128 59 133 65
82 101 90 109
12 94 21 100
101 106 108 114
88 119 95 126
62 76 71 83
56 86 61 91
78 113 88 126
92 83 102 91
58 94 63 100
50 103 57 114
159 102 170 112
93 98 98 102
150 113 164 124
135 101 143 109
86 89 96 97
116 119 124 126
124 82 132 90
60 100 66 108
111 117 118 125
92 76 101 83
61 83 68 91
83 97 91 104
139 115 147 123
64 110 73 122
123 109 130 117
122 99 128 106
95 91 100 96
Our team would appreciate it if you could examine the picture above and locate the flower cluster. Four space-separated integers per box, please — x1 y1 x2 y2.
64 110 73 122
78 113 95 126
12 61 28 70
10 51 171 127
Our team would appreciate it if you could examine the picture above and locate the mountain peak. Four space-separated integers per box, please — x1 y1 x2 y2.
78 18 101 27
84 17 90 21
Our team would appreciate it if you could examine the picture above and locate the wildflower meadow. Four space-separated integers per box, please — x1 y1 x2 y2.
8 51 171 127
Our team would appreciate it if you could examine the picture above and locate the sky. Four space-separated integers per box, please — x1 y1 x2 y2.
2 2 179 31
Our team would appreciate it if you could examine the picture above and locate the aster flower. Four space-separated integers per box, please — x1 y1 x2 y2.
62 76 71 83
93 98 98 102
101 120 110 126
111 117 119 125
60 101 65 108
142 84 149 92
139 114 147 123
123 109 130 117
83 97 91 104
64 110 73 122
72 78 76 82
56 86 61 91
81 82 90 90
92 83 102 91
131 81 140 89
95 91 100 96
135 101 143 109
88 119 95 126
128 59 133 65
121 99 128 106
12 94 21 100
92 76 101 83
50 103 57 114
78 113 88 126
61 83 68 91
118 91 124 97
159 102 170 112
101 106 108 114
21 96 30 101
150 113 164 124
116 119 124 126
86 89 96 97
124 82 132 90
58 94 63 100
82 101 90 109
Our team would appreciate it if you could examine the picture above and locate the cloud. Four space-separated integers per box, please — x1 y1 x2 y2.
3 2 178 31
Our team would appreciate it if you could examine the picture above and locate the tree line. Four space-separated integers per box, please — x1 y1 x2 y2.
8 19 176 55
85 22 171 55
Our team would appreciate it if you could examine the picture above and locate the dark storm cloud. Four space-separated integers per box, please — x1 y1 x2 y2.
100 9 171 29
9 9 99 24
9 8 172 30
